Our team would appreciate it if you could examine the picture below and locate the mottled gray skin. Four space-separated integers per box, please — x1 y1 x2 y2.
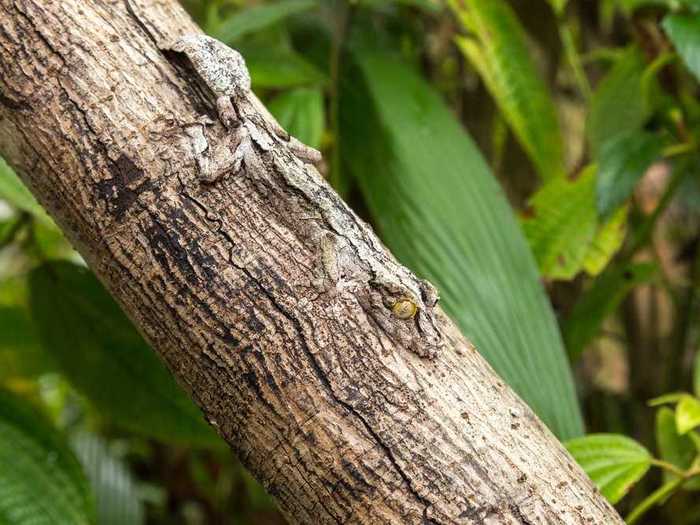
165 33 321 181
168 34 250 129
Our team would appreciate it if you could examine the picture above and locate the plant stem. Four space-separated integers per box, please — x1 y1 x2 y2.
662 142 695 159
650 458 687 478
625 478 684 524
557 19 591 101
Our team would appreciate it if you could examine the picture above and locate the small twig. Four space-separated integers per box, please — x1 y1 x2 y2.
650 458 687 478
557 19 591 100
626 477 684 524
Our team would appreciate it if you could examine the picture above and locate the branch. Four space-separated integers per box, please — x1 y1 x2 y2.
0 0 622 522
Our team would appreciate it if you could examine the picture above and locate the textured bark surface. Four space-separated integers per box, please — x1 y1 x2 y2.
0 1 623 523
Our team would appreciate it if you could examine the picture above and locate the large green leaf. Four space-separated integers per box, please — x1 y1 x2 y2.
0 389 94 524
213 0 318 44
268 87 325 149
521 166 627 280
663 13 700 82
587 46 649 155
0 277 54 381
245 46 327 89
597 130 665 220
565 433 652 504
71 432 145 525
563 263 657 357
0 305 51 381
28 262 221 446
340 52 583 439
452 0 565 180
656 407 700 490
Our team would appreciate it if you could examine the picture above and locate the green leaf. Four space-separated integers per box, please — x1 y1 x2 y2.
268 87 325 149
28 262 221 446
656 407 700 490
649 392 688 406
521 166 626 280
213 0 318 44
71 432 145 525
565 433 652 504
452 0 565 180
587 46 649 155
663 13 700 82
0 277 54 381
0 306 53 381
547 0 568 16
597 131 665 220
677 395 700 434
245 47 327 89
563 262 657 357
340 52 583 439
0 389 94 524
522 169 596 279
0 158 56 227
582 204 628 275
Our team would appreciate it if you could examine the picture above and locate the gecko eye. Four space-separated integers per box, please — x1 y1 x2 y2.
391 298 418 320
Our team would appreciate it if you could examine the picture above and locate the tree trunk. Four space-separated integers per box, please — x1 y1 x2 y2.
0 1 622 523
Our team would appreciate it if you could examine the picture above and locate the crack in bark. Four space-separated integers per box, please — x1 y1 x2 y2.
0 2 628 522
176 158 440 522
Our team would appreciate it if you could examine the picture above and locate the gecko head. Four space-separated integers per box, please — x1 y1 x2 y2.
165 34 251 98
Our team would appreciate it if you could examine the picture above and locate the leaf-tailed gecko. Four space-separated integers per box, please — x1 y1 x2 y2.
163 34 443 359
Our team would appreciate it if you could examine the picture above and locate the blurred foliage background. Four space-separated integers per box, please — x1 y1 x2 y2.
1 0 700 523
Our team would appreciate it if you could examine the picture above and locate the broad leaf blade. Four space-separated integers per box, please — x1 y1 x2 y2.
28 262 221 446
597 130 665 220
0 305 52 381
340 52 583 439
587 47 649 155
71 432 145 525
268 87 325 149
522 166 626 280
565 433 651 504
214 0 318 44
582 204 628 275
522 168 597 280
663 13 700 82
0 276 53 381
563 263 657 357
452 0 565 180
245 47 327 89
0 389 94 524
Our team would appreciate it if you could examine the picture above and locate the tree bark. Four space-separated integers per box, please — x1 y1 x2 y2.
0 1 623 523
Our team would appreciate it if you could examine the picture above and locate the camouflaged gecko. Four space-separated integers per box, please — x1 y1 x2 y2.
164 34 443 358
163 34 321 182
